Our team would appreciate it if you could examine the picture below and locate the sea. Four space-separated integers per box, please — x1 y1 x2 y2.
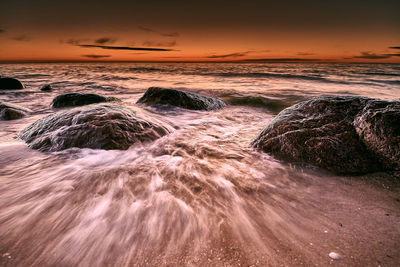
0 63 399 266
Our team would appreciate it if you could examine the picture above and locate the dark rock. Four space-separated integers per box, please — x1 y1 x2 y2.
354 101 400 170
51 93 114 108
0 101 32 120
19 104 172 151
0 77 25 90
40 84 53 92
251 96 400 175
137 87 226 111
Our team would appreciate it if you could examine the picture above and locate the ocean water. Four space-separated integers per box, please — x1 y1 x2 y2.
0 63 399 266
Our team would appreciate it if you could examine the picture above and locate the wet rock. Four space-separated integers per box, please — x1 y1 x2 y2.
137 87 226 111
251 96 400 175
40 84 53 92
354 101 400 170
0 77 25 90
51 93 115 108
19 104 173 151
0 101 32 120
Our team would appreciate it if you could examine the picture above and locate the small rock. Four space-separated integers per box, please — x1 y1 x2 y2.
329 252 341 260
0 77 24 90
51 93 116 108
137 87 226 111
40 84 53 92
0 101 32 120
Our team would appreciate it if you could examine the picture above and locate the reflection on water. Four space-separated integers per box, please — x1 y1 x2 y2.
0 63 399 266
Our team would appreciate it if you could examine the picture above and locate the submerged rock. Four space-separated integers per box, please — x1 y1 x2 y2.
51 93 114 108
251 96 400 175
0 77 25 90
40 84 53 92
0 101 32 120
137 87 226 111
19 104 173 151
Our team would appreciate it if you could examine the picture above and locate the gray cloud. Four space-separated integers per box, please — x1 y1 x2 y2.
12 35 31 41
78 44 176 51
138 26 180 37
82 54 112 59
205 51 252 59
242 58 320 62
297 52 315 56
142 40 177 47
353 52 391 59
94 37 116 44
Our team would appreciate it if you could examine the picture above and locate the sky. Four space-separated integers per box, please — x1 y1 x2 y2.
0 0 399 63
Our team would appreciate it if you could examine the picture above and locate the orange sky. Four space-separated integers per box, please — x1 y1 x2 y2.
1 0 399 63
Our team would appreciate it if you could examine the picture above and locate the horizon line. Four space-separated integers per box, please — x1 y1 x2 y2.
1 59 399 64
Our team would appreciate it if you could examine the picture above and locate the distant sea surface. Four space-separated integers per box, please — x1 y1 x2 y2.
1 63 399 266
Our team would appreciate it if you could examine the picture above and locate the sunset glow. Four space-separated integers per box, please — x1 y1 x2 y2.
1 0 399 63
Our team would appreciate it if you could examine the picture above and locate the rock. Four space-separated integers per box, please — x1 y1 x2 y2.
19 104 172 151
0 77 25 90
329 252 341 260
0 101 32 120
40 84 53 92
137 87 226 111
51 93 115 108
251 96 400 175
354 101 400 170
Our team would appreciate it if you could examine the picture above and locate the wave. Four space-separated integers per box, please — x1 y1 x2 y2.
128 67 165 72
361 72 400 77
222 94 303 113
366 79 400 85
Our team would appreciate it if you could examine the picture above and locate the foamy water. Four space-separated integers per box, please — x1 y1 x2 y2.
0 63 399 266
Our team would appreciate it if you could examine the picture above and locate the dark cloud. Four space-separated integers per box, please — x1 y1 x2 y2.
78 44 176 51
242 58 320 62
386 53 400 57
94 37 116 44
206 51 251 59
138 26 180 38
82 54 111 59
161 32 180 37
389 46 400 49
12 35 31 41
297 52 315 56
353 52 391 59
60 39 86 45
138 26 156 33
0 29 5 34
142 40 177 47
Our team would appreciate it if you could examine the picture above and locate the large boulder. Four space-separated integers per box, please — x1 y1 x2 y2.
354 101 400 170
251 96 400 175
0 101 32 120
137 87 226 111
0 77 25 90
19 104 173 151
51 93 114 108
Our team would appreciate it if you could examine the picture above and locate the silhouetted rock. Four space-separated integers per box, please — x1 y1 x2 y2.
0 101 32 120
0 77 24 90
51 93 115 108
137 87 226 111
251 96 400 175
19 104 173 151
40 84 53 92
